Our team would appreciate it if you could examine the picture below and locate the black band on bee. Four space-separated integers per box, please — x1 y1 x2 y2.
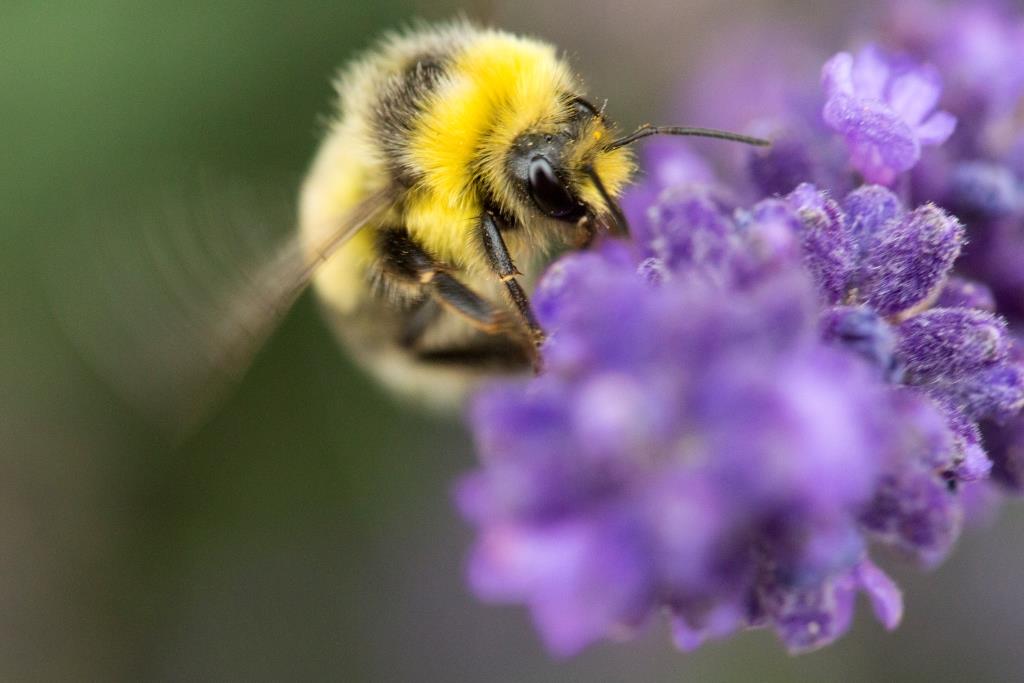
414 337 534 371
375 54 452 187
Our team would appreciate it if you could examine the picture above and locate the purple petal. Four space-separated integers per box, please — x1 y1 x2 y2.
647 185 735 270
937 363 1024 423
851 44 891 100
468 519 651 658
733 199 804 281
855 560 903 630
915 110 957 145
820 45 955 185
954 441 993 483
888 64 942 126
761 575 858 653
821 51 855 98
670 605 743 652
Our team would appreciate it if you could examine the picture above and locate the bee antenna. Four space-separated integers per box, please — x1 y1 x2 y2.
583 166 629 236
604 124 771 151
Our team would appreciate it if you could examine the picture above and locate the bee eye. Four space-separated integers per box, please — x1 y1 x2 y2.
528 156 580 219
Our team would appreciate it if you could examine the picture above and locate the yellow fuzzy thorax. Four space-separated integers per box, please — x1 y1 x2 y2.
404 29 635 264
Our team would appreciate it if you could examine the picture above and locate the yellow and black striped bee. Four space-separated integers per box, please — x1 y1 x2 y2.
56 20 766 430
298 21 766 406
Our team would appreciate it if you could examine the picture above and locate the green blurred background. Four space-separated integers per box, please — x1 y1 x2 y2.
4 1 1023 680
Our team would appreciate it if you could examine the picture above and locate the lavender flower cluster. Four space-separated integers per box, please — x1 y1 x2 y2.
456 0 1024 656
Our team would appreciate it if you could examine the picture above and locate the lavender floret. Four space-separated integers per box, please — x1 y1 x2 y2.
822 45 956 185
457 176 1013 655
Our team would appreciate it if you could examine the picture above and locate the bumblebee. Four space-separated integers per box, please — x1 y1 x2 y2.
298 21 766 406
55 20 766 430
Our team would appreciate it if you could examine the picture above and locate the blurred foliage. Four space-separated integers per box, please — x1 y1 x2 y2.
3 1 1024 681
2 2 467 679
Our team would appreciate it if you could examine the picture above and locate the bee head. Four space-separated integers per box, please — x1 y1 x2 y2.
502 98 770 235
505 98 635 230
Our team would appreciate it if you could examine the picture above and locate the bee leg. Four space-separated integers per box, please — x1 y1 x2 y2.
415 338 533 371
398 297 442 349
479 209 546 350
428 271 512 334
379 228 514 336
431 268 543 372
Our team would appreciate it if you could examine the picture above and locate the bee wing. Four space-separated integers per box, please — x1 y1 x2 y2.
48 179 393 438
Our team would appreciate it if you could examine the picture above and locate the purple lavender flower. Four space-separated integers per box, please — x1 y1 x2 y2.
787 182 965 316
787 181 1023 489
460 252 906 653
881 3 1024 323
455 179 1019 655
665 2 1024 326
457 3 1024 658
821 45 956 185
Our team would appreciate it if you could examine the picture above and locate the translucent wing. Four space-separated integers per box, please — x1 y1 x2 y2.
47 178 393 438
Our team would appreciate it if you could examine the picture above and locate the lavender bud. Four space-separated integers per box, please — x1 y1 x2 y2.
842 184 904 254
787 184 855 303
897 308 1010 383
859 204 964 315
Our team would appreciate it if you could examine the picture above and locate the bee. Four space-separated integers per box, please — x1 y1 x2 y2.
298 20 767 407
54 20 767 432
